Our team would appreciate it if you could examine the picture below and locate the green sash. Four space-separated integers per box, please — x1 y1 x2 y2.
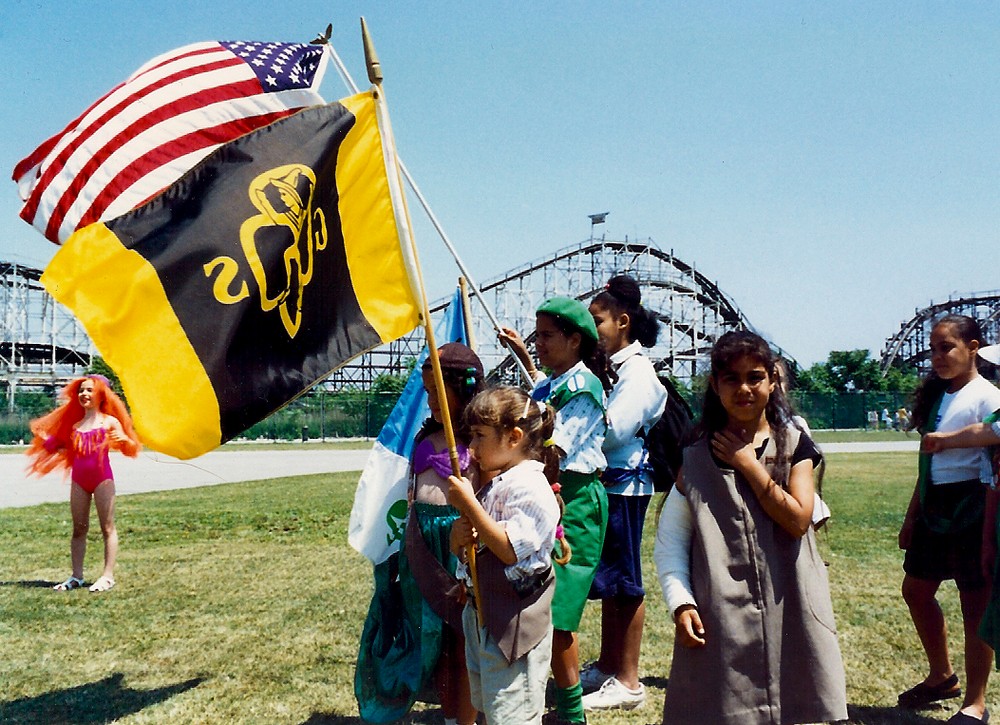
918 394 985 534
547 367 605 413
984 409 1000 477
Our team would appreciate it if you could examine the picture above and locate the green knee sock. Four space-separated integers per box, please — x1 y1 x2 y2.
556 681 585 723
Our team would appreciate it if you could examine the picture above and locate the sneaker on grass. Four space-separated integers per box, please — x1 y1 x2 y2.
578 662 613 693
581 676 646 711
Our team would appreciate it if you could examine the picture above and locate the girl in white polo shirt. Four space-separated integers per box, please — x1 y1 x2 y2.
898 315 1000 724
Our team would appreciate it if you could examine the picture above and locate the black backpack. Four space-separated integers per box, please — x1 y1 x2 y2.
642 376 695 493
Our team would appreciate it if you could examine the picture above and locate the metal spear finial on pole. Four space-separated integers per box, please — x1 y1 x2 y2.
360 17 383 85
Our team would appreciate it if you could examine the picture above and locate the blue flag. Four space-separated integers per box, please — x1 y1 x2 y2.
348 288 468 563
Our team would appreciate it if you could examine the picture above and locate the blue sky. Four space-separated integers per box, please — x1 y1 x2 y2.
2 2 998 366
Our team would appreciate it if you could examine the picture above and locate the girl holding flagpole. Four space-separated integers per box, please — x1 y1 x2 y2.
447 386 564 723
501 297 608 725
356 343 484 725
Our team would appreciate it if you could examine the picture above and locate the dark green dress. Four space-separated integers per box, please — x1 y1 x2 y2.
355 432 470 722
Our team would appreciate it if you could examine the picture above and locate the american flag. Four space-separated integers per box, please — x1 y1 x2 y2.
13 40 329 244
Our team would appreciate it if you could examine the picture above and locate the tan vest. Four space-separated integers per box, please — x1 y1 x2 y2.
474 547 554 664
662 431 847 725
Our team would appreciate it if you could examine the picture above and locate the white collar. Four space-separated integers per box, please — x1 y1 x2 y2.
610 340 642 367
548 360 587 387
489 459 545 489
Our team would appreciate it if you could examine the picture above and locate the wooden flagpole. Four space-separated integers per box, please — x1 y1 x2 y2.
361 18 482 623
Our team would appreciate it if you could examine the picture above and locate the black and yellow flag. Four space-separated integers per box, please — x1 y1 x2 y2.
42 91 421 458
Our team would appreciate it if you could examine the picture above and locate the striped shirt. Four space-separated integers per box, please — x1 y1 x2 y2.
457 460 560 585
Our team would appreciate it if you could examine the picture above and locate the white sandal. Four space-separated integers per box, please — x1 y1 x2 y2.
89 576 115 593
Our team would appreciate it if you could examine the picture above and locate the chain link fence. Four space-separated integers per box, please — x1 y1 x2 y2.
1 387 917 446
790 391 914 431
0 389 405 445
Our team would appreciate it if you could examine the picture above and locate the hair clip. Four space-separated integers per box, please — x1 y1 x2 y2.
543 437 556 448
520 395 533 422
550 482 561 494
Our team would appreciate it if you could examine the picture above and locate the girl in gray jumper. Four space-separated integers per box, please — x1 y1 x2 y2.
654 331 847 725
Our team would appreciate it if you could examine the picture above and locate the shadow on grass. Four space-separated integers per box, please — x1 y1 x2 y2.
847 704 951 724
302 702 959 725
0 579 60 588
0 672 204 724
643 674 668 690
301 707 451 724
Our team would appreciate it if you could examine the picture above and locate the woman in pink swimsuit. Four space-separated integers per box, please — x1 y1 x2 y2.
26 375 141 592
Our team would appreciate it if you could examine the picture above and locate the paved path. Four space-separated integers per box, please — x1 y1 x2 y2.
1 440 917 509
1 449 371 509
821 440 919 454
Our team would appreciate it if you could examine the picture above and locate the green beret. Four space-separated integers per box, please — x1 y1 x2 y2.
536 296 598 343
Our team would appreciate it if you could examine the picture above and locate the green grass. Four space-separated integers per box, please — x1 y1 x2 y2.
0 451 992 723
0 429 917 457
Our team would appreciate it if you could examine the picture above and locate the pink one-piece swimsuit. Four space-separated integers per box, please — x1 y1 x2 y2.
70 427 113 494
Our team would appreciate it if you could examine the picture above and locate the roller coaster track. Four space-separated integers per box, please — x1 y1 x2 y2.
881 290 1000 374
329 237 756 386
1 262 94 406
1 238 764 399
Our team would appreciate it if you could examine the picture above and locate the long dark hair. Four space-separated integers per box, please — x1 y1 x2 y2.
537 311 612 392
909 314 984 433
591 274 659 348
697 330 797 487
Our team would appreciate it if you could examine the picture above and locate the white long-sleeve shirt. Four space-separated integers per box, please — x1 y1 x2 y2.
654 486 696 616
603 341 667 495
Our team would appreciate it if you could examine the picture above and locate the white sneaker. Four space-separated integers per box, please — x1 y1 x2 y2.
578 662 613 693
582 676 646 711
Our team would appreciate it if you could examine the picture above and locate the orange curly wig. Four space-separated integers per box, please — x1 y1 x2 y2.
26 375 141 478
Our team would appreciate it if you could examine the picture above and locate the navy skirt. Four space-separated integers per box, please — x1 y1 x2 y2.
589 493 651 599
